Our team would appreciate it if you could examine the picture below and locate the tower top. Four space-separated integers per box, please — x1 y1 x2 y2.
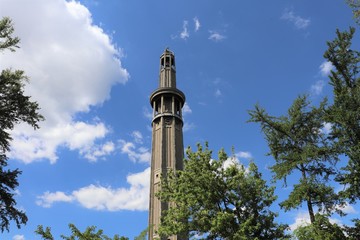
159 48 176 88
151 49 185 109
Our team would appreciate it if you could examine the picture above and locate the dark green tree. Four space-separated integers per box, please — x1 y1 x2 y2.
35 224 129 240
157 143 288 239
0 17 44 232
249 96 343 224
342 219 360 240
323 27 360 202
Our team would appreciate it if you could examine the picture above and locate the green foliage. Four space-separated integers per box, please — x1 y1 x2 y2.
346 0 360 24
324 27 360 202
35 225 54 240
0 17 19 51
250 26 360 239
0 17 44 232
157 143 288 239
134 227 147 240
249 96 342 223
342 219 360 240
35 224 129 240
293 214 346 240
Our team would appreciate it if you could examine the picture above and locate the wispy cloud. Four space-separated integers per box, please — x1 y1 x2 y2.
194 17 201 32
13 235 25 240
337 202 358 214
209 31 226 42
215 89 222 97
173 17 201 40
183 122 195 132
319 61 334 76
36 168 150 211
281 8 310 29
182 102 192 116
180 20 189 40
84 141 115 162
131 131 143 144
143 107 153 121
119 139 151 163
310 80 325 95
236 151 253 160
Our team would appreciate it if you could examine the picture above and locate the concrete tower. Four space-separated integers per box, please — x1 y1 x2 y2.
148 49 186 240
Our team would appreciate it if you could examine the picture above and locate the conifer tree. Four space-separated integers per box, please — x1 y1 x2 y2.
324 27 360 202
249 96 343 224
347 0 360 23
0 17 44 232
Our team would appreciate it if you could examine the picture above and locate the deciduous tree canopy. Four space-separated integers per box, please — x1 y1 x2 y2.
157 143 288 239
35 224 131 240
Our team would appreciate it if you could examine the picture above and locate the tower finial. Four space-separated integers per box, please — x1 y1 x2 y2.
159 48 176 88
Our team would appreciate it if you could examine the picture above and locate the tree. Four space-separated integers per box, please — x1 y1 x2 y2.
323 27 360 202
293 213 346 240
35 224 129 240
0 17 44 232
342 219 360 240
157 143 288 239
248 96 343 224
346 0 360 23
134 228 148 240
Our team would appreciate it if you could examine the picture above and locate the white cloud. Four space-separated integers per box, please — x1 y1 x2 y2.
2 0 129 163
83 141 115 162
36 191 74 208
222 156 240 170
194 17 201 32
13 235 25 240
36 168 150 211
281 9 310 29
289 211 344 232
9 121 110 163
119 139 151 163
180 20 189 40
131 131 143 144
215 89 222 97
209 31 226 42
183 122 195 132
319 61 334 76
143 107 153 121
320 122 332 135
310 80 325 95
235 151 253 160
182 102 192 115
338 202 358 214
289 211 310 231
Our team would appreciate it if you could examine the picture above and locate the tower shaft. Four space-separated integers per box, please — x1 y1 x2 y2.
148 49 186 240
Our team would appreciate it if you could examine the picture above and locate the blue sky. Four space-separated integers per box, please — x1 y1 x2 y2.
1 0 359 239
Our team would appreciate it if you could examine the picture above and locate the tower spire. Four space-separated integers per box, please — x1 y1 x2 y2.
148 49 186 240
159 48 177 88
